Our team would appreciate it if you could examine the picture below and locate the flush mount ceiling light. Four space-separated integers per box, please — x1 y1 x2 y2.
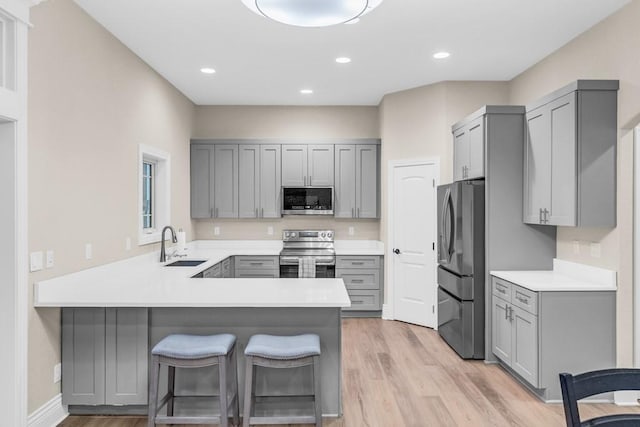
433 51 451 59
335 57 351 64
300 89 314 94
241 0 384 27
200 67 216 74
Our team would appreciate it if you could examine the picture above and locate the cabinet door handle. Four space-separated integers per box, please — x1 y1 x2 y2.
352 208 355 218
215 207 219 218
505 304 509 320
250 262 263 266
255 208 258 218
309 175 312 186
516 296 528 304
508 306 514 321
210 208 214 218
357 207 360 218
261 208 264 218
496 286 506 294
352 261 365 265
539 208 543 224
351 279 364 283
544 208 549 224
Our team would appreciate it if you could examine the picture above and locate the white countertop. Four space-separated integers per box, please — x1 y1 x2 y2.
490 259 617 292
33 239 383 308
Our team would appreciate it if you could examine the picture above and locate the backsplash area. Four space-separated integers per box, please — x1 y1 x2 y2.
194 217 380 240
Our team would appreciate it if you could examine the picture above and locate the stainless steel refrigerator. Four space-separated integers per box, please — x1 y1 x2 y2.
437 180 485 359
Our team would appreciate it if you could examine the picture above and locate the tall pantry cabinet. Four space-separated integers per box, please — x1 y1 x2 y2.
450 106 557 361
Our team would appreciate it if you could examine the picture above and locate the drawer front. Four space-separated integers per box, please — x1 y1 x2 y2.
203 264 222 278
234 256 279 270
336 269 380 290
511 285 537 315
345 290 381 311
492 277 512 301
235 269 279 279
336 256 380 269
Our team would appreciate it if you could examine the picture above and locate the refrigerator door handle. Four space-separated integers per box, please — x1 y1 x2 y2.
446 189 455 260
439 188 449 263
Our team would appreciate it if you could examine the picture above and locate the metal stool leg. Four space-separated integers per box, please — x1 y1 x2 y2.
313 355 322 427
243 356 254 427
231 347 240 426
167 365 175 417
219 354 229 427
148 355 160 427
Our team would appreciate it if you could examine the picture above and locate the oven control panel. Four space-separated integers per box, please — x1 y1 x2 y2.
282 229 334 242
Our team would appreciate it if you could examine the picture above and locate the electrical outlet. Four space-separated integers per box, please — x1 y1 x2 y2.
125 237 131 251
348 227 355 236
46 250 54 268
267 226 274 235
214 226 220 236
30 251 44 272
590 242 602 258
85 243 93 260
572 240 580 254
53 363 61 383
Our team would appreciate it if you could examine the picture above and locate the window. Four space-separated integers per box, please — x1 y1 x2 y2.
139 145 170 245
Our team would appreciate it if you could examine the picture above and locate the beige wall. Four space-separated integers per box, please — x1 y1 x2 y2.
379 81 509 298
192 105 381 240
27 0 195 412
508 0 640 368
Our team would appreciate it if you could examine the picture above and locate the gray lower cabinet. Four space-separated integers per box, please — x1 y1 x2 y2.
238 144 281 218
490 276 614 401
234 255 279 278
523 80 618 227
62 308 148 406
334 145 379 219
336 255 383 316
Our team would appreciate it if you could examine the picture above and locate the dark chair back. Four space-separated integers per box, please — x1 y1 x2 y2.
559 369 640 426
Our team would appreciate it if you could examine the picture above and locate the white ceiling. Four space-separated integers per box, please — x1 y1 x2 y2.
74 0 629 106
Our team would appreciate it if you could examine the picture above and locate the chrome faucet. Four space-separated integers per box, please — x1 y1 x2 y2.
160 225 178 262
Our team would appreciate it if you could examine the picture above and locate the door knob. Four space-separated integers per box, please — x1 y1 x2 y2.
393 248 401 255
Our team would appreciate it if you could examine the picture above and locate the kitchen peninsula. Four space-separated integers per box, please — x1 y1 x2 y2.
33 240 376 417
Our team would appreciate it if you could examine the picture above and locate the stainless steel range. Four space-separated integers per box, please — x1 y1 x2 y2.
279 229 336 278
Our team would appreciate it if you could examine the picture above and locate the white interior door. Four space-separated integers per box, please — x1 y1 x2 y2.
391 162 437 328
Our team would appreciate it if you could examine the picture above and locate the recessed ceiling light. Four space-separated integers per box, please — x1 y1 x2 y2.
200 67 216 74
336 57 351 64
433 52 451 59
300 89 313 95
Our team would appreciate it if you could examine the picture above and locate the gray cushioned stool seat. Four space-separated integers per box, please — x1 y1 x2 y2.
244 334 320 360
152 333 235 359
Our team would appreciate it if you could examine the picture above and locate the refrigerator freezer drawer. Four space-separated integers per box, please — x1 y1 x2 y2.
437 286 484 359
438 266 475 300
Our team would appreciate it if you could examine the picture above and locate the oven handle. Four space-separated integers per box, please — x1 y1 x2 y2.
279 256 336 266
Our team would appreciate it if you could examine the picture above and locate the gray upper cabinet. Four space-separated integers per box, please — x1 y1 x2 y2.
281 145 307 186
62 308 148 406
453 116 484 181
335 144 379 218
523 80 618 227
213 144 238 218
282 144 333 187
239 144 281 218
190 144 215 219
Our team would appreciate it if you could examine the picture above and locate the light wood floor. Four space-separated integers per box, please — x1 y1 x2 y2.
59 318 640 427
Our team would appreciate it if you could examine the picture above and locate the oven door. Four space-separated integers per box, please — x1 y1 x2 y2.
279 256 336 278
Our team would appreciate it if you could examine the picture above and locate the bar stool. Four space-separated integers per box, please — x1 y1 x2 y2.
242 334 321 427
148 333 239 427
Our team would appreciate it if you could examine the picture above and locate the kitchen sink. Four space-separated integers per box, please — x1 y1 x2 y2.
165 260 207 267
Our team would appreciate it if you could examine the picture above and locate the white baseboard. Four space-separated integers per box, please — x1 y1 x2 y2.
28 394 68 427
615 391 640 406
381 304 393 320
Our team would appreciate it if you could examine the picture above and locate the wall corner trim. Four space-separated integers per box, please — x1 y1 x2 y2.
27 394 68 427
381 303 393 320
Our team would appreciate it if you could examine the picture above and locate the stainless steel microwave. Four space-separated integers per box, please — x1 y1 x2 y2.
282 187 334 215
